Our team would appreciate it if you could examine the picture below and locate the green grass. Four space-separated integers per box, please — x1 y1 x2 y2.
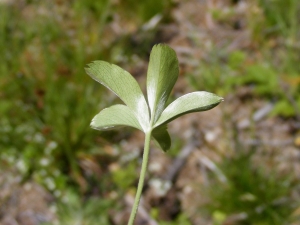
43 190 115 225
204 149 297 225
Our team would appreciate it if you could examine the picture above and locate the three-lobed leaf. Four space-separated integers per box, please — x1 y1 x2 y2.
86 44 223 152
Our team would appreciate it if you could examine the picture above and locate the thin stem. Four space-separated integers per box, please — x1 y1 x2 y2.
128 130 152 225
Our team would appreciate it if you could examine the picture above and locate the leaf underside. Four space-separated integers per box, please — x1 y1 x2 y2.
85 61 149 131
147 44 179 123
152 124 171 152
91 104 142 131
154 91 223 128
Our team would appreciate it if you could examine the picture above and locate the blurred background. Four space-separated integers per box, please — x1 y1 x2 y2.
1 0 300 224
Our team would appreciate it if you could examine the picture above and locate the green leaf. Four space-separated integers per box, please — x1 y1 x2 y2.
154 92 223 127
91 104 142 131
86 61 149 131
152 125 171 152
147 44 179 123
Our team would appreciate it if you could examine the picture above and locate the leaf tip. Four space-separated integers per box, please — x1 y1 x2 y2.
90 118 98 130
85 62 96 77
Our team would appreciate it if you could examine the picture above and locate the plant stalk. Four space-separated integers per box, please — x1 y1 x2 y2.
128 130 152 225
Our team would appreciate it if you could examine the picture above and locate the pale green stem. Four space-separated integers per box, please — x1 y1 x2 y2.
128 130 152 225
